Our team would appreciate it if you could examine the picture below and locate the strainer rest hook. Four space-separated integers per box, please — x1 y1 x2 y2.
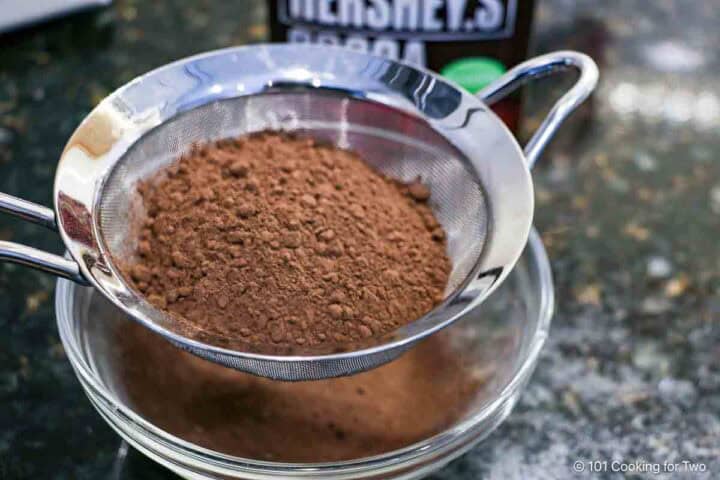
478 50 599 167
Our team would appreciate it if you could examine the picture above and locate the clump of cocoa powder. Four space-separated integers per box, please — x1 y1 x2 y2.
121 131 451 354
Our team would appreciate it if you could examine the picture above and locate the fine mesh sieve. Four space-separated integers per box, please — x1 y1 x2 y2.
0 45 597 380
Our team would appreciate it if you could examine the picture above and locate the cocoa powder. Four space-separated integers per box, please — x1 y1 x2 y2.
121 131 450 353
113 319 484 462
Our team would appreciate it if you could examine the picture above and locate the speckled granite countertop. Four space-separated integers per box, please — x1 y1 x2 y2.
1 1 718 479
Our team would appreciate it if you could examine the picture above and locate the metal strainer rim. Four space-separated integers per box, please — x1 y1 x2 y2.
55 44 535 375
0 45 596 379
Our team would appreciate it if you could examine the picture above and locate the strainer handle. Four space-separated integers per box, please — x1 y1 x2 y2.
476 50 599 168
0 192 88 284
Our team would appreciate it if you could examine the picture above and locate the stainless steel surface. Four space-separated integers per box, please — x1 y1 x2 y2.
0 191 87 283
0 241 87 284
477 51 598 168
0 44 596 380
0 0 112 33
0 191 57 229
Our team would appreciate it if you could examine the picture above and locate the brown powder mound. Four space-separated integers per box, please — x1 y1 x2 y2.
121 131 451 354
113 320 484 462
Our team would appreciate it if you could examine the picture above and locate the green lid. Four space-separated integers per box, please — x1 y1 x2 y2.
441 57 507 94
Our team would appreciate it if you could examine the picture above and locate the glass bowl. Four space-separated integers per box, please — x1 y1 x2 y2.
55 228 553 479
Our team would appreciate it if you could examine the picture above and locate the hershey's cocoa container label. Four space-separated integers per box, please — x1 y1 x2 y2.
268 0 530 69
268 0 535 131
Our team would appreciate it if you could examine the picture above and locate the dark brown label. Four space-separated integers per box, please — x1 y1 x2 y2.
276 0 518 40
268 0 534 76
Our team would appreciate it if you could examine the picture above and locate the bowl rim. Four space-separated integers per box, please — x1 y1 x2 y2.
55 228 553 475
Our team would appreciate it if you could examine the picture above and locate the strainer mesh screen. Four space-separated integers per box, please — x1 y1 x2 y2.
98 91 488 342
